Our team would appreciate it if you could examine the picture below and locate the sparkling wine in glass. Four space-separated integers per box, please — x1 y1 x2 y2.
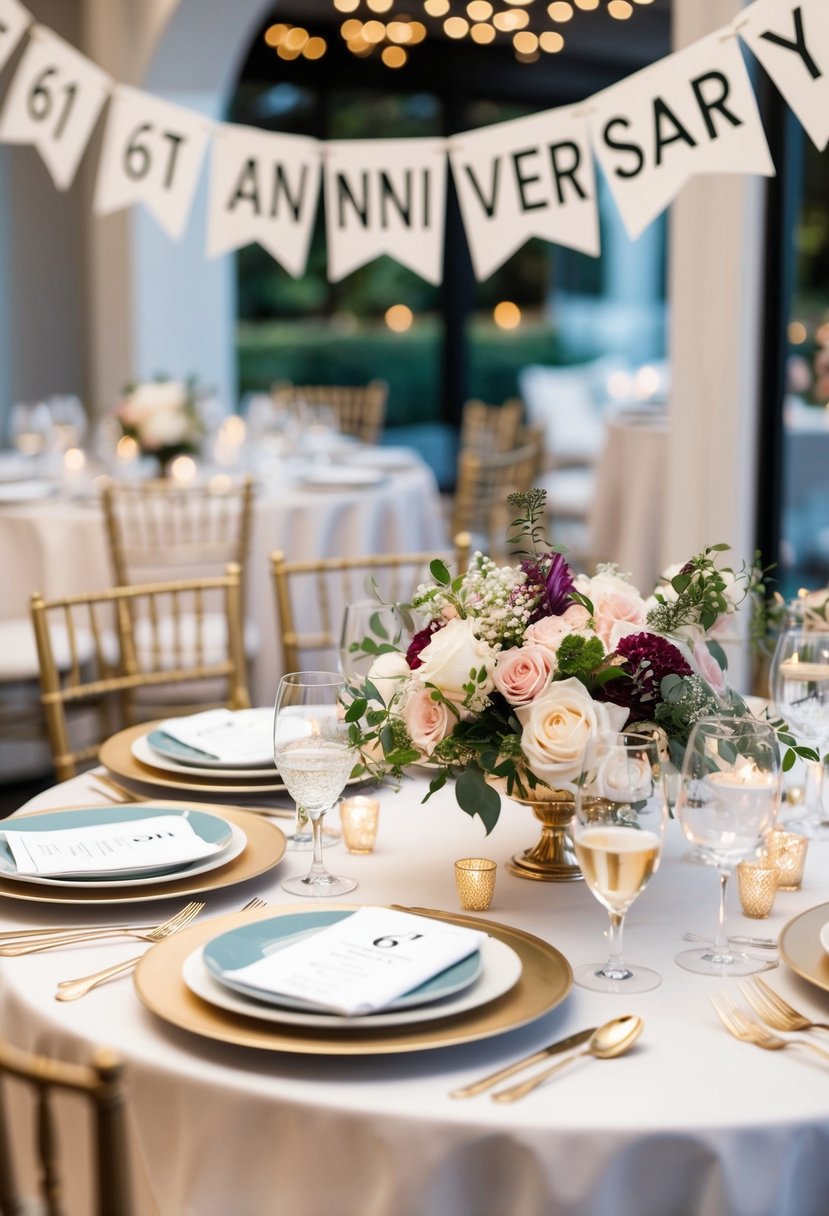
274 671 357 897
572 731 668 994
674 716 781 977
769 627 829 838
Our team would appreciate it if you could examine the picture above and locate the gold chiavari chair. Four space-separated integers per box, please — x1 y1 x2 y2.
0 1039 132 1216
271 381 388 446
270 537 471 674
451 427 545 559
30 566 250 782
459 398 525 455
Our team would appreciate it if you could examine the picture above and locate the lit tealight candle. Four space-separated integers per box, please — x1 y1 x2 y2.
169 454 197 483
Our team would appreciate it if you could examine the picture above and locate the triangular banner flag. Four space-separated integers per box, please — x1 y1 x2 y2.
740 0 829 151
449 105 599 280
324 137 447 284
206 124 321 277
94 85 210 240
0 26 109 189
0 0 31 75
589 28 775 240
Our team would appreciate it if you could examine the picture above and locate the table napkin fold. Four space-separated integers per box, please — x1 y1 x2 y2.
157 708 272 765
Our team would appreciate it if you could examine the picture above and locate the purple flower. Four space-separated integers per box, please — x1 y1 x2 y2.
520 552 575 622
406 620 444 670
600 631 693 720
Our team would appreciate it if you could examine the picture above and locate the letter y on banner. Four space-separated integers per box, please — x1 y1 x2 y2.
0 0 31 74
0 26 110 189
740 0 829 150
324 138 447 284
589 29 774 240
94 85 210 240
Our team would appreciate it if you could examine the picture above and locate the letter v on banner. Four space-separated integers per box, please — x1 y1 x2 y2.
0 0 31 74
206 124 321 277
323 137 447 284
589 28 774 241
449 105 599 280
739 0 829 150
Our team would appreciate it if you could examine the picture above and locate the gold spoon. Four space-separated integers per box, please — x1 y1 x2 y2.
491 1015 644 1103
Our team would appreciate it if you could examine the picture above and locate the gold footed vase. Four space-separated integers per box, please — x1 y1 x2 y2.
505 788 583 883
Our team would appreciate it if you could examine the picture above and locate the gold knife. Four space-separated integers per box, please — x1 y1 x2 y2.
450 1027 598 1099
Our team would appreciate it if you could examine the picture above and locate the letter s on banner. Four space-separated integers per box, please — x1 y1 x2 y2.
94 84 210 241
0 26 110 190
740 0 829 151
0 0 31 75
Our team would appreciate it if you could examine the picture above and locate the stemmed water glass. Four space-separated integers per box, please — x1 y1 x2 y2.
339 601 404 682
572 731 669 994
769 627 829 838
674 717 781 977
273 671 357 897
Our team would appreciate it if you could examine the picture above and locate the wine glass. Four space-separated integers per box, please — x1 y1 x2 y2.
674 717 781 977
769 627 829 838
339 601 404 682
572 731 669 994
273 671 357 897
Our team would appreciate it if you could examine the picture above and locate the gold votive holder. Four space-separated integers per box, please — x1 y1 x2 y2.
339 796 380 854
454 858 496 912
765 827 809 891
736 860 778 919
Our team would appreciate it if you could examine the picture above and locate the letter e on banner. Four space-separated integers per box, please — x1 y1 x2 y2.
589 29 774 240
0 0 31 75
0 26 110 190
740 0 829 150
94 85 210 240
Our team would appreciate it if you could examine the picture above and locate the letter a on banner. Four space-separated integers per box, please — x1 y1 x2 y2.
740 0 829 150
207 125 321 277
589 29 774 240
324 138 447 284
0 0 31 74
0 27 110 190
94 85 210 240
449 106 599 280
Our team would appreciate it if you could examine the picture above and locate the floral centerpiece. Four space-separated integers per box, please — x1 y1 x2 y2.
116 376 203 471
345 490 815 835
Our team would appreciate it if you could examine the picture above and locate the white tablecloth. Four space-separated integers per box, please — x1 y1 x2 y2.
2 772 829 1216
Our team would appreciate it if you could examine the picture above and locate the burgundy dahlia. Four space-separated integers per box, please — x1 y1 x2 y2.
600 631 693 721
406 619 444 669
521 552 575 621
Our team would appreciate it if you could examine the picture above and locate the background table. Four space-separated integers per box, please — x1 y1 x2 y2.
1 771 828 1216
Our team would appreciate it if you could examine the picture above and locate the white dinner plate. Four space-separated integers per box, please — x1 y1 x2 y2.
818 920 829 956
185 930 521 1030
149 707 275 769
133 734 278 780
0 479 59 503
337 447 418 472
297 466 386 491
0 806 245 889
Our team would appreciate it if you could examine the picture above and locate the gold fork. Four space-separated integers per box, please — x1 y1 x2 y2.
53 897 267 1001
739 977 829 1035
0 910 202 956
710 993 829 1064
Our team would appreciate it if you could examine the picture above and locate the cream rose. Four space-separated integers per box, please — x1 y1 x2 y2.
493 644 554 705
516 677 629 789
416 617 495 704
403 687 453 756
366 651 411 707
595 746 654 803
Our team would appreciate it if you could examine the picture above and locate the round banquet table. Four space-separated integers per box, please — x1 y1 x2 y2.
2 771 829 1216
0 455 447 708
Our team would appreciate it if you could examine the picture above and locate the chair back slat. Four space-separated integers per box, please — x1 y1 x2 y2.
452 428 544 558
460 398 524 455
271 381 388 446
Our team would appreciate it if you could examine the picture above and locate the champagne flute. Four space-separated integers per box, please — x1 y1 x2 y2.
274 671 357 896
572 731 668 993
769 627 829 838
339 601 404 682
674 717 781 977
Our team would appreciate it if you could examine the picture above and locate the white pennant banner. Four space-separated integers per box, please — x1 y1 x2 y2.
206 124 321 277
0 26 109 189
589 29 775 241
94 85 210 240
740 0 829 151
324 137 447 284
0 0 30 75
449 106 598 281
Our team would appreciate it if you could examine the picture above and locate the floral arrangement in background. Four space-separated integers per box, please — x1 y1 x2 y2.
345 490 814 832
116 376 203 467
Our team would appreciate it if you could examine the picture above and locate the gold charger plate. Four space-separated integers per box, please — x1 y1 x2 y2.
0 803 286 906
100 723 289 795
779 901 829 994
134 903 573 1056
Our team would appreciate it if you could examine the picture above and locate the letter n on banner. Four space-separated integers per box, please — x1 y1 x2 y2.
449 106 599 281
94 85 210 241
206 125 321 277
589 29 774 240
0 26 110 190
0 0 31 75
740 0 829 150
324 138 447 284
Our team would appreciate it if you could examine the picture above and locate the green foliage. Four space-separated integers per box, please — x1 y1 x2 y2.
556 634 606 680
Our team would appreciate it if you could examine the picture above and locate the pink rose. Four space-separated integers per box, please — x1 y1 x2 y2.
403 687 453 756
524 606 594 655
493 645 555 705
591 588 647 649
692 638 727 696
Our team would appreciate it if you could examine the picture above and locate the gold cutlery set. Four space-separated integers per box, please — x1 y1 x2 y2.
712 977 829 1065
